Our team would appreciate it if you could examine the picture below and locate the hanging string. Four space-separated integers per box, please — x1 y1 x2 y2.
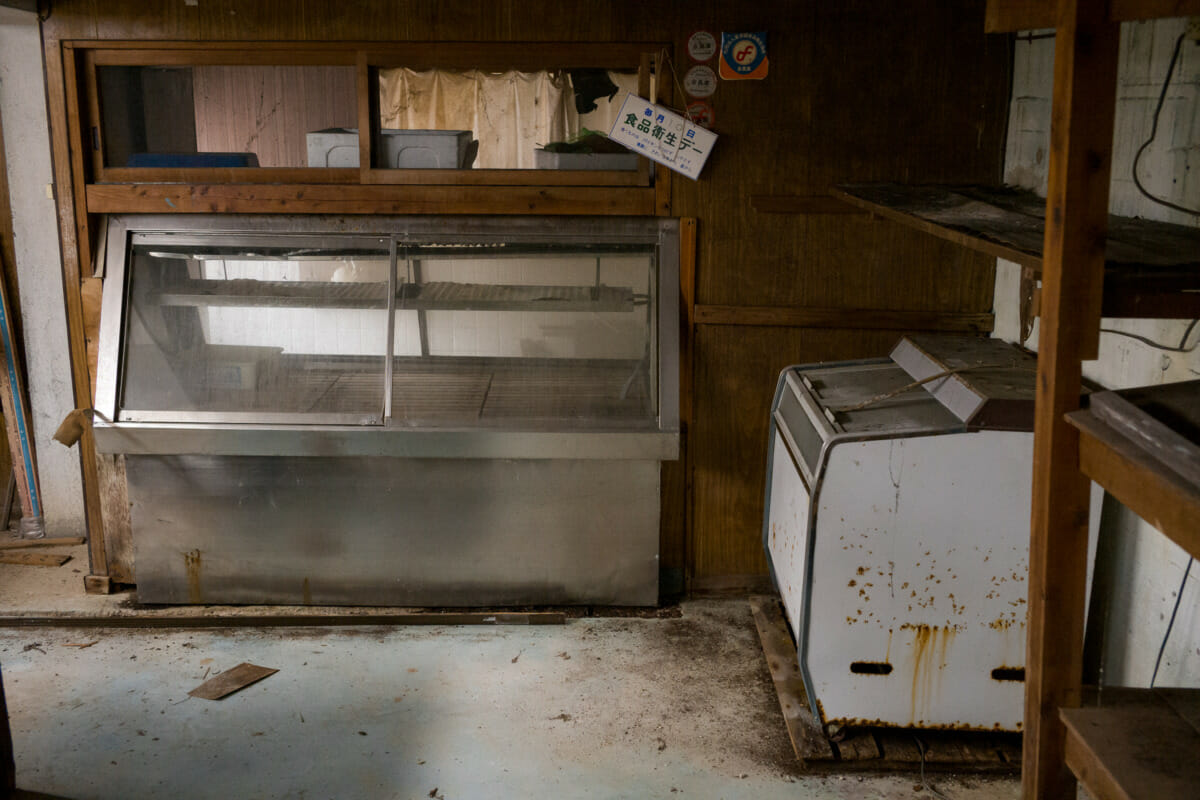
655 48 695 124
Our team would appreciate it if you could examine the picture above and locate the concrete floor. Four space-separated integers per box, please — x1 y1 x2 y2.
0 549 1022 799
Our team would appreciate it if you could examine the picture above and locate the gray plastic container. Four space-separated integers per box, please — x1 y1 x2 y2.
306 128 475 169
534 149 638 171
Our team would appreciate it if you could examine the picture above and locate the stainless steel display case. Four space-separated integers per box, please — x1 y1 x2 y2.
94 215 680 606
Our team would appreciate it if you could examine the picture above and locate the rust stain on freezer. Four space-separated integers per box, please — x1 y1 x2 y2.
184 549 203 603
902 623 957 727
302 577 312 606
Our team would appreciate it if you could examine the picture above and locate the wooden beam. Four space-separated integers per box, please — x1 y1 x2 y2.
679 218 696 595
694 305 994 333
1023 3 1119 800
43 37 111 582
679 219 696 427
85 183 656 216
986 0 1200 32
62 45 93 277
0 537 85 551
749 595 836 765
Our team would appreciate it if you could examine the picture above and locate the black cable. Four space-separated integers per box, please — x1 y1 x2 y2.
1131 33 1200 218
1180 318 1200 350
1150 556 1194 688
912 736 952 800
1098 320 1200 353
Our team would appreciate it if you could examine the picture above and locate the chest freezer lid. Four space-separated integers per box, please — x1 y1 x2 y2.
891 335 1040 431
789 361 962 436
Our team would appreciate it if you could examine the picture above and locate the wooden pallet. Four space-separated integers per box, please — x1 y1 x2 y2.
750 595 1021 772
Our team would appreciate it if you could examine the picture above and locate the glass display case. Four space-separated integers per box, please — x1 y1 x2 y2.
94 215 679 606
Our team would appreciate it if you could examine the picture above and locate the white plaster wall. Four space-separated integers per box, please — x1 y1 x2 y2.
0 7 86 537
995 19 1200 686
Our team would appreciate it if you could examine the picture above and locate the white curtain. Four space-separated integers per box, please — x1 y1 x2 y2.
378 68 579 169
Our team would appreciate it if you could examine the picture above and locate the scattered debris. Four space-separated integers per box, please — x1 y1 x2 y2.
511 649 523 664
428 788 444 799
549 713 573 722
656 737 667 752
357 731 367 736
188 663 278 701
63 641 100 649
557 651 571 660
22 642 45 654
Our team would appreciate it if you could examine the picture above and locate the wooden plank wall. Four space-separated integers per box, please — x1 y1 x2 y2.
673 2 1009 583
193 65 357 167
39 0 1009 590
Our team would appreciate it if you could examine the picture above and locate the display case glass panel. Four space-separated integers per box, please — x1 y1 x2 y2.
120 234 391 423
108 222 668 434
390 242 656 427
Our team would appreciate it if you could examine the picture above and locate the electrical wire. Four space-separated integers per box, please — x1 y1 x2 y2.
1150 556 1194 687
913 736 952 800
1098 318 1200 353
1131 33 1200 218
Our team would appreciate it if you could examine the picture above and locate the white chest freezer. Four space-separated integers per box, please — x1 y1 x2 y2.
763 335 1099 732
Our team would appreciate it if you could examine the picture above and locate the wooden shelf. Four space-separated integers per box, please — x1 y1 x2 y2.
833 183 1200 319
1060 688 1200 800
1066 402 1200 563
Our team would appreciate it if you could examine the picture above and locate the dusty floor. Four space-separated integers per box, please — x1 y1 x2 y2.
0 549 1022 799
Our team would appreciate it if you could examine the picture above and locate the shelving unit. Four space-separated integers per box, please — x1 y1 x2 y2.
835 183 1200 322
837 2 1200 798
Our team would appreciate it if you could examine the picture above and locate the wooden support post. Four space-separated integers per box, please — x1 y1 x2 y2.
43 39 110 579
1023 2 1118 799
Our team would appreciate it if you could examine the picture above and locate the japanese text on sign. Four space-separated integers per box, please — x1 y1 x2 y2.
606 94 717 180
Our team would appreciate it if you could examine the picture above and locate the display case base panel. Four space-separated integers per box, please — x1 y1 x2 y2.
127 455 660 606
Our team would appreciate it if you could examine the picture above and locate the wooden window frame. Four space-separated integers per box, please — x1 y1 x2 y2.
67 40 671 208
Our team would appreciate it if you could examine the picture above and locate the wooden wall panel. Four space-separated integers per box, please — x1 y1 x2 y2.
193 65 357 167
40 0 1010 587
673 1 1008 311
692 325 904 578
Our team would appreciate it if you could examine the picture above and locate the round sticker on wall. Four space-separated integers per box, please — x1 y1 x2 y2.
719 31 769 80
686 101 715 128
683 65 717 99
687 30 717 62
